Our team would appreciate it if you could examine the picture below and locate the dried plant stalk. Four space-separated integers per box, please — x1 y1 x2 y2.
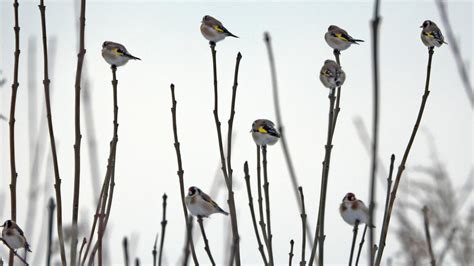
159 194 168 266
288 240 295 266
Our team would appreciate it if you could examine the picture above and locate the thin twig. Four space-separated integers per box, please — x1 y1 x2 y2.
159 194 168 266
298 187 307 266
422 206 436 266
261 145 274 265
374 47 436 264
355 225 368 266
123 237 129 266
243 161 268 265
288 240 295 266
438 227 456 265
0 238 29 265
8 1 21 264
435 0 474 107
78 238 87 266
170 84 199 265
182 216 194 265
152 233 158 266
38 1 67 264
349 221 360 266
197 217 215 266
135 258 140 266
263 32 313 247
376 154 395 261
46 198 55 266
257 145 270 254
71 0 87 263
369 0 382 263
209 43 241 265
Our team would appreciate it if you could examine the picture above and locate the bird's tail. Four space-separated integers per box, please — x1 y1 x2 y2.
26 243 32 252
226 32 239 38
125 53 141 60
220 208 229 216
351 39 364 44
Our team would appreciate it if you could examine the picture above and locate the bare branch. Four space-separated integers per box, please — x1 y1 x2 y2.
349 221 360 266
298 187 307 266
422 206 436 266
159 194 168 266
197 217 215 265
288 240 295 266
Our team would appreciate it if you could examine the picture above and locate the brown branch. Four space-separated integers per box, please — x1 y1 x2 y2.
288 240 295 266
263 32 313 247
374 47 435 264
170 84 199 265
256 145 270 255
375 154 395 262
422 206 436 266
261 145 274 265
209 43 241 265
182 216 194 265
0 238 29 265
123 237 129 266
435 0 474 107
355 225 368 266
243 161 268 265
197 217 215 265
368 0 382 263
9 1 21 264
38 1 67 264
78 238 87 266
152 233 158 266
349 221 360 266
71 0 87 263
46 198 55 266
158 194 167 266
298 187 307 266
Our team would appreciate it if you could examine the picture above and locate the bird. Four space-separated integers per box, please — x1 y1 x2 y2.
1 220 32 252
320 59 346 89
185 186 228 218
200 15 238 44
339 193 373 227
101 41 141 67
420 20 446 48
251 119 280 146
325 25 364 52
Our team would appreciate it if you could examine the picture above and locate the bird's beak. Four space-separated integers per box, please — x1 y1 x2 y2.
249 129 252 133
419 25 423 28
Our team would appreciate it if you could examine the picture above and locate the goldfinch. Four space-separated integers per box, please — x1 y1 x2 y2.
325 25 364 51
339 193 372 227
200 15 238 44
320 59 346 89
251 119 280 146
101 41 140 67
420 20 446 48
185 186 228 218
1 220 31 252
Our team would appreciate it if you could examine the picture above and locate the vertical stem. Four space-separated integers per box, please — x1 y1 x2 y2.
152 234 158 266
9 1 21 264
197 217 215 266
261 145 274 265
71 0 86 263
422 206 436 266
158 194 168 266
78 238 87 266
123 237 129 266
170 84 199 265
349 221 360 266
38 1 67 264
298 187 307 266
374 47 434 265
355 225 368 266
46 198 55 266
288 240 295 266
257 145 270 251
243 161 268 265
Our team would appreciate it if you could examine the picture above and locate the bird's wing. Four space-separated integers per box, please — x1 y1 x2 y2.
200 192 220 209
333 29 353 42
263 124 280 138
13 224 24 236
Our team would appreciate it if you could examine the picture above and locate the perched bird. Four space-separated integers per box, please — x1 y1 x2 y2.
320 60 346 89
200 15 238 44
1 220 32 252
420 20 446 48
101 41 141 67
251 119 280 146
339 193 372 227
185 186 228 218
325 25 364 51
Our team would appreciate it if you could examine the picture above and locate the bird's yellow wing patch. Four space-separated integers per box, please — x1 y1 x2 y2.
213 25 225 33
113 48 124 56
335 33 349 42
258 126 268 133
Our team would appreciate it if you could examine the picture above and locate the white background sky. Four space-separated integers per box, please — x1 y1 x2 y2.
0 0 472 265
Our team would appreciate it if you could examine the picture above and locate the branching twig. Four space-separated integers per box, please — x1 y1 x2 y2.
349 221 360 266
0 238 29 265
170 84 199 265
288 240 295 266
422 206 436 266
38 1 67 264
298 187 307 266
374 47 436 264
78 238 87 266
243 161 268 265
159 194 167 266
197 217 215 265
355 225 368 266
263 33 313 247
71 0 87 263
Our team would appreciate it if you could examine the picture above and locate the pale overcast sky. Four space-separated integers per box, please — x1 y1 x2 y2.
0 0 472 265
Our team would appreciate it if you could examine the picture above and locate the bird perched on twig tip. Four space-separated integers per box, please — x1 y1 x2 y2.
420 20 446 48
251 119 280 146
339 193 374 227
102 41 141 67
185 186 228 218
325 25 364 52
320 59 346 89
1 220 32 252
200 15 238 45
